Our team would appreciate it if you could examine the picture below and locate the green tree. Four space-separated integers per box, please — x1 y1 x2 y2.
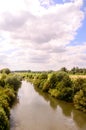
73 78 86 94
60 67 68 72
0 68 11 74
73 89 86 112
5 75 21 91
0 107 9 130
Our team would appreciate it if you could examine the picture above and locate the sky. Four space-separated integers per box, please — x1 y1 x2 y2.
0 0 86 71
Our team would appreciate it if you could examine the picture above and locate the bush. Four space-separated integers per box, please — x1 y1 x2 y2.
0 68 11 74
0 72 22 129
5 75 21 91
33 79 41 88
56 72 68 82
42 80 51 92
0 98 10 118
0 74 7 87
59 87 73 101
3 88 16 106
39 73 48 80
0 107 9 130
73 78 86 94
73 89 86 112
49 73 57 88
39 79 47 89
49 89 60 98
0 79 5 87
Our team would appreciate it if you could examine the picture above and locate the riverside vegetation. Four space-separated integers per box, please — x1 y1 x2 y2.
0 68 21 130
23 70 86 113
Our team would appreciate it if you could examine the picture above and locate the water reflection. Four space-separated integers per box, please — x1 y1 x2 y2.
73 109 86 129
34 84 73 115
34 85 58 110
34 83 86 129
10 81 86 130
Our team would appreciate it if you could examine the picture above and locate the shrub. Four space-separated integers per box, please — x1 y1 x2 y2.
33 79 41 88
0 79 5 87
50 72 73 101
59 87 73 101
0 72 21 129
49 89 60 98
42 80 51 92
0 98 10 118
0 68 11 74
5 75 21 91
49 73 57 88
56 72 68 82
3 88 16 106
0 107 9 130
39 79 47 89
73 78 86 94
39 73 48 80
73 89 86 112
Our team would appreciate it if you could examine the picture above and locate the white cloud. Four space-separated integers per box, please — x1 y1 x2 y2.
0 0 85 71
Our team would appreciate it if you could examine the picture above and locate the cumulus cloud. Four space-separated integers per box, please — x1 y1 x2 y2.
0 12 30 31
0 0 85 70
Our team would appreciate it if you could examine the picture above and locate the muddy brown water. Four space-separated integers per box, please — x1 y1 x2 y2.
10 81 86 130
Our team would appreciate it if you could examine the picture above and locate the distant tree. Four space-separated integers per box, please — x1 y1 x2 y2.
60 67 68 72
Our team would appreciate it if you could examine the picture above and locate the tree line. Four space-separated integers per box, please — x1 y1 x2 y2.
60 67 86 74
12 67 86 75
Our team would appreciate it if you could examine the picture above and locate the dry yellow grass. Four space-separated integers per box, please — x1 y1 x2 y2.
70 75 86 80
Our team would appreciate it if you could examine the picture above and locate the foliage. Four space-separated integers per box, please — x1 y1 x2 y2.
0 107 9 130
39 73 48 80
73 78 86 94
42 80 51 92
26 70 86 112
49 89 59 98
5 75 21 91
50 72 73 101
49 73 57 88
0 69 21 129
0 68 11 74
0 94 10 118
70 67 86 75
60 67 68 72
73 89 86 112
0 79 5 87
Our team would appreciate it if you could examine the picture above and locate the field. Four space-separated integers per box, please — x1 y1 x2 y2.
70 75 86 80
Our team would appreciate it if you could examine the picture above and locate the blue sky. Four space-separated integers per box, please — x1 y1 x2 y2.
74 16 86 43
0 0 86 71
53 0 64 4
54 0 86 44
74 1 86 43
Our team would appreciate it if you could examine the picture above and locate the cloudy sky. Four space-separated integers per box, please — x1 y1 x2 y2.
0 0 86 71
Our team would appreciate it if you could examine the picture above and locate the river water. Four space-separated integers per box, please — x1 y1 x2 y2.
10 81 86 130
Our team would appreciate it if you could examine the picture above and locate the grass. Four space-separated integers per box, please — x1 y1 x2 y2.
69 75 86 80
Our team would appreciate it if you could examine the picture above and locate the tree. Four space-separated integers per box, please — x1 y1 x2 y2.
60 67 68 72
5 75 21 91
73 89 86 112
0 68 11 74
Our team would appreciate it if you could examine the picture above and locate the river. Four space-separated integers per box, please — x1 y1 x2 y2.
10 81 86 130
